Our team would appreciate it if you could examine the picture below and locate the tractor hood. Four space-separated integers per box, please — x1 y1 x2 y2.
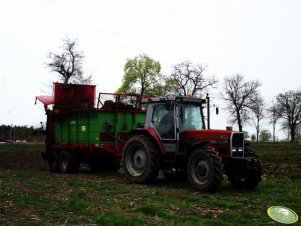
181 129 233 142
180 129 245 158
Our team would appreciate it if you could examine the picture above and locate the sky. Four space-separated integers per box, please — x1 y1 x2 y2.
0 0 300 139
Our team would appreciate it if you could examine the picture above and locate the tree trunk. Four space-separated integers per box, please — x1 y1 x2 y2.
256 127 259 142
290 126 295 142
237 111 243 132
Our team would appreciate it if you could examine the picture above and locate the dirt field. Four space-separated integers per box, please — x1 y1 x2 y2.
1 143 301 225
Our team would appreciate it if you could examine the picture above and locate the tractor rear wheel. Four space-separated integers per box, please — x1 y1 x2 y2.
122 135 160 183
48 150 59 172
59 150 79 173
187 148 223 192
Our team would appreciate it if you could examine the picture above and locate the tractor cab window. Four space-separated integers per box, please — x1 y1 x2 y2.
151 104 175 139
178 104 204 132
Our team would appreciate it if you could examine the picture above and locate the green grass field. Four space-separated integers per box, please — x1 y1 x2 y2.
0 143 300 225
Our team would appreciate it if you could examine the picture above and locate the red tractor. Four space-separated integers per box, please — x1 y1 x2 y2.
122 95 262 191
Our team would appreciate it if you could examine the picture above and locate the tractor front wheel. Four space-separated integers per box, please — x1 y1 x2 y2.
122 135 160 183
187 148 223 192
227 149 262 190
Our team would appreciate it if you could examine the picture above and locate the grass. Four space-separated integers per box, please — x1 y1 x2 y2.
0 142 301 225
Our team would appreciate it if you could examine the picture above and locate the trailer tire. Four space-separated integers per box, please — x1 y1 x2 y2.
48 150 59 172
187 148 223 192
59 150 79 173
122 135 160 183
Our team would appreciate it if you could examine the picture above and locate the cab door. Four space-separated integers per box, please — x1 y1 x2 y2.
151 103 177 153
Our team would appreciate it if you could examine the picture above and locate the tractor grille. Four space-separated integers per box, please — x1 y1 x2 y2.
230 132 244 158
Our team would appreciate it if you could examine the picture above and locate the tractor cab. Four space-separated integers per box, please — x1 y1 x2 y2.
142 96 207 153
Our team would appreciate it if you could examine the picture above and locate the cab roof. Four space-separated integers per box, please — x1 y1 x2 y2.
141 96 206 104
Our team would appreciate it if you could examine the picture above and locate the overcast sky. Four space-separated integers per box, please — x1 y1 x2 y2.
0 0 300 138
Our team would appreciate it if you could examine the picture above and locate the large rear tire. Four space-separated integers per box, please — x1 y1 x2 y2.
187 148 223 192
59 150 79 173
122 135 160 183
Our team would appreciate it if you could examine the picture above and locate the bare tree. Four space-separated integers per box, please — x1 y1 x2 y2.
267 101 280 142
221 74 261 132
47 38 92 84
171 61 217 97
250 95 265 142
274 90 301 142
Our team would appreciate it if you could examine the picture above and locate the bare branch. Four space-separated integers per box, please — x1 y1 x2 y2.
46 38 91 84
171 61 217 97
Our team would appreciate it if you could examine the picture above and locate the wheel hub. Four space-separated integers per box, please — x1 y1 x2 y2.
197 162 208 177
192 159 209 185
126 147 147 176
133 150 146 168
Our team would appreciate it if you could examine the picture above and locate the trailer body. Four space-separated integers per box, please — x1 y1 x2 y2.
37 83 146 172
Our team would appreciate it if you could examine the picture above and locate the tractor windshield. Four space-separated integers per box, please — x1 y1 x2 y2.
178 104 205 132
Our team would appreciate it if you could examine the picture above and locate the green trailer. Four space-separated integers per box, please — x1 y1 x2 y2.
36 83 147 173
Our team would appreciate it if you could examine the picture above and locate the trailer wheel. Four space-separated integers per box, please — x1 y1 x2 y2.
187 148 223 192
59 150 79 173
122 135 160 183
48 150 59 172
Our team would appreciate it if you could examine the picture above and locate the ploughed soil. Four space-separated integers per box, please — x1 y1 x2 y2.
1 143 301 226
0 144 48 172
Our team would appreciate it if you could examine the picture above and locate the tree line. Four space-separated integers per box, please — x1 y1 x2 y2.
46 38 301 142
0 125 45 142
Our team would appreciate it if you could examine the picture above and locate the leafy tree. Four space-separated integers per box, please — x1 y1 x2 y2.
274 90 301 142
170 61 217 97
117 54 163 96
47 38 92 84
145 76 179 97
260 130 271 142
249 95 265 142
221 74 261 132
